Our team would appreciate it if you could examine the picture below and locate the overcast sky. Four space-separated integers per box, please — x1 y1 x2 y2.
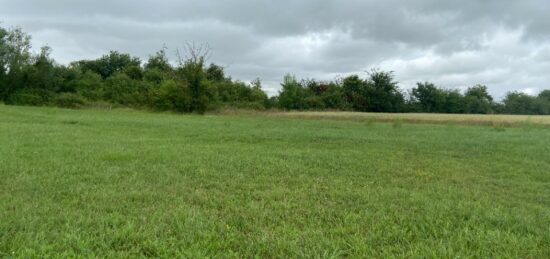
1 0 549 97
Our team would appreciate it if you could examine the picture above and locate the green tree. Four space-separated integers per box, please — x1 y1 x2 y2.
144 48 172 84
145 48 172 72
206 64 226 82
72 71 104 101
6 46 61 105
503 92 538 114
278 74 307 110
342 75 368 111
411 82 446 113
250 78 268 104
74 51 141 79
0 26 7 92
443 89 465 113
320 82 346 110
104 73 139 105
178 44 210 114
150 79 191 112
464 85 493 114
538 90 550 102
366 69 405 112
27 46 60 92
0 27 32 101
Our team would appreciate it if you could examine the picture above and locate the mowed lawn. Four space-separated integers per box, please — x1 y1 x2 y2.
0 105 549 258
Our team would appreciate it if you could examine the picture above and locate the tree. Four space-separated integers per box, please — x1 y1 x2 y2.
72 71 104 101
319 82 346 110
464 85 493 114
104 73 141 105
411 82 446 113
537 90 550 115
342 75 368 111
74 51 141 79
443 89 464 113
150 79 191 112
0 27 32 101
538 90 550 102
143 48 173 84
250 78 268 104
177 43 210 114
6 46 61 106
278 74 307 110
365 69 405 112
503 92 538 114
0 26 7 88
145 48 172 72
27 46 60 91
206 64 226 82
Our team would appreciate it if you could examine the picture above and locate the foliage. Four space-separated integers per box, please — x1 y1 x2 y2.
73 51 141 79
1 25 550 115
410 82 447 112
150 79 192 112
0 27 7 88
177 44 210 114
463 85 493 114
278 74 307 110
0 27 32 101
72 71 104 101
343 75 368 111
6 88 52 106
408 84 489 114
145 48 172 73
503 91 550 115
366 69 405 112
52 92 86 108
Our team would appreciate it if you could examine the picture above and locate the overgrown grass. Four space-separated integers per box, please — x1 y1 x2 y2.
1 105 549 257
270 111 550 127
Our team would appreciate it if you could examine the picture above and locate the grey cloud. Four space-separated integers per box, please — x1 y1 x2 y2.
1 0 549 97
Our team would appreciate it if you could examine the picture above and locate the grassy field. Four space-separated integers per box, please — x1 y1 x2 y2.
1 104 549 258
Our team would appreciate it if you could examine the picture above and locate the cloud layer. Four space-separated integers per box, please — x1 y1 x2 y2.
2 0 549 97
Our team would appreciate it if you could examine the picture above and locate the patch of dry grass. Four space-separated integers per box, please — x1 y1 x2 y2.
267 111 550 127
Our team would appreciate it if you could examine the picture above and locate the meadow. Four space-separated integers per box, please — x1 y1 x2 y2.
0 104 549 257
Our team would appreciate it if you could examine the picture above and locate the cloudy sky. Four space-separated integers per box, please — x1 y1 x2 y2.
1 0 549 97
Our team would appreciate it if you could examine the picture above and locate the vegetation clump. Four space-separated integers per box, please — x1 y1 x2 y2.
1 25 550 114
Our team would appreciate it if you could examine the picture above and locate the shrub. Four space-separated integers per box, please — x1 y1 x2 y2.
149 79 192 112
73 71 104 101
6 88 51 106
52 93 86 108
232 101 266 110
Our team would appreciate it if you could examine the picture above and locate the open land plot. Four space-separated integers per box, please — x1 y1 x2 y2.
0 105 549 257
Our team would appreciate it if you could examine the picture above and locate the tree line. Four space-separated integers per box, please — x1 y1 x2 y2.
1 26 549 115
0 26 268 114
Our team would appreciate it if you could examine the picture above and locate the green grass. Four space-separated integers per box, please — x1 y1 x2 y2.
1 104 549 258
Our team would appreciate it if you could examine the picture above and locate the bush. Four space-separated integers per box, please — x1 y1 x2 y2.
52 93 86 108
73 71 104 101
231 101 266 110
6 89 51 106
104 73 134 105
149 79 192 112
